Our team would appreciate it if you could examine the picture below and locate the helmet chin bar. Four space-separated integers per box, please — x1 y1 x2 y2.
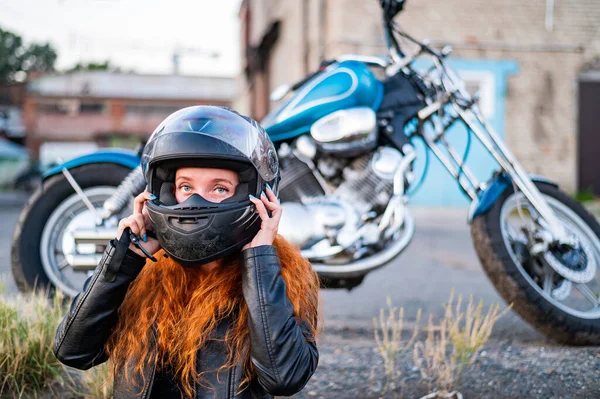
146 197 262 267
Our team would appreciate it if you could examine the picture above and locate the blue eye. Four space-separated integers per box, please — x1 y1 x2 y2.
215 186 228 194
180 185 192 193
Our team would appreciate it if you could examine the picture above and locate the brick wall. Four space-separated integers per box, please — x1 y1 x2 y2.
24 97 230 159
240 0 600 191
390 0 600 193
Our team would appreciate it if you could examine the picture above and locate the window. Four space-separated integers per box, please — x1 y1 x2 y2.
38 101 71 115
79 102 105 114
458 70 495 119
38 100 105 115
126 104 182 116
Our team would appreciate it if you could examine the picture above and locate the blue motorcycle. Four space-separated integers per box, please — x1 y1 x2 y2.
12 0 600 344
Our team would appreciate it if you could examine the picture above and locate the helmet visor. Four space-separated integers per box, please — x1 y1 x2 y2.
142 106 279 182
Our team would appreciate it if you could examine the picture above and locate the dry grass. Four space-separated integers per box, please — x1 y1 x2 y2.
373 296 422 392
82 363 113 399
64 362 113 399
0 276 113 398
413 290 511 398
0 278 67 398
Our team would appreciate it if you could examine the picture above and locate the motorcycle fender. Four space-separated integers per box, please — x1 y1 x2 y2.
42 149 140 180
468 173 558 223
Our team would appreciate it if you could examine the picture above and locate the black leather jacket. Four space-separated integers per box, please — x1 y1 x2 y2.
53 240 318 398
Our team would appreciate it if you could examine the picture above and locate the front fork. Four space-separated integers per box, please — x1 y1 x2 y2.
457 106 569 245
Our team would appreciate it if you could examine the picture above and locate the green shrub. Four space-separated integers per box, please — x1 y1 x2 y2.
0 279 67 397
0 277 113 398
573 188 596 203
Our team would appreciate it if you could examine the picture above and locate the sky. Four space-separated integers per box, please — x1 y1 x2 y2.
0 0 242 77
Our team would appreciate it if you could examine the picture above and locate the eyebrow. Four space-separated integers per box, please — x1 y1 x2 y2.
212 178 235 186
175 175 192 183
175 175 235 186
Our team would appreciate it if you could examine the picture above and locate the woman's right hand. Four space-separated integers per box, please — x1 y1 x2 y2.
117 190 162 258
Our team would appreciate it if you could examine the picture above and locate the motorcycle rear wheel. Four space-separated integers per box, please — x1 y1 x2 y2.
11 163 131 296
471 182 600 345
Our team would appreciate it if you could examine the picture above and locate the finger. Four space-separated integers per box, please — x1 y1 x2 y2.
117 217 129 239
128 218 142 236
141 203 152 228
260 191 279 211
265 185 278 203
262 195 280 212
134 190 155 215
117 215 136 238
250 196 269 220
261 190 281 216
133 213 147 240
270 204 282 225
133 190 152 215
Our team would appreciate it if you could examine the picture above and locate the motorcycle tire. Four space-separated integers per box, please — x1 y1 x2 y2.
11 163 131 294
471 181 600 345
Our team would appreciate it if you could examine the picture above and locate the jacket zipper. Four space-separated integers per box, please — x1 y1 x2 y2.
141 325 159 399
227 366 236 399
140 363 156 399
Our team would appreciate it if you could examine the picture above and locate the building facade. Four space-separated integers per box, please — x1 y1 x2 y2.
24 71 234 164
238 0 600 204
0 82 26 142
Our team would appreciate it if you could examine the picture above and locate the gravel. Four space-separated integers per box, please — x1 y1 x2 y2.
292 326 600 399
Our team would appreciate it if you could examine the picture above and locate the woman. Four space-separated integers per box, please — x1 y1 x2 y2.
53 106 320 399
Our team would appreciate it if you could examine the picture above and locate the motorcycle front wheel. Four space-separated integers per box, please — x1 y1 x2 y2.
11 163 131 297
471 181 600 345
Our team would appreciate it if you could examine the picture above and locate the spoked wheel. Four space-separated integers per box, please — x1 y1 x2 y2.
11 164 131 297
471 182 600 345
40 186 122 297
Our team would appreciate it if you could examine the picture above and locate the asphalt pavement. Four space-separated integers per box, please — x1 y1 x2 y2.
0 190 542 342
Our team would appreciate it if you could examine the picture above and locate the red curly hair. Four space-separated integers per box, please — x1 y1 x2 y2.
105 235 320 397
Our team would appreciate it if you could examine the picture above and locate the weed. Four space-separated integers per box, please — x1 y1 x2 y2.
63 362 113 399
373 296 422 393
413 290 510 398
0 276 113 398
0 279 67 397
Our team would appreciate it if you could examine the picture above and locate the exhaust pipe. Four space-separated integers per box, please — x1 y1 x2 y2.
310 210 415 278
68 254 104 271
68 227 118 270
72 227 118 245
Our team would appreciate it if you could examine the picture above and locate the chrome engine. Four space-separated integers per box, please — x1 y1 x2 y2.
276 106 415 275
334 147 404 215
278 140 409 261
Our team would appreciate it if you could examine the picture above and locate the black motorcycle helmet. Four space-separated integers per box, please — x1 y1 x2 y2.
141 105 280 267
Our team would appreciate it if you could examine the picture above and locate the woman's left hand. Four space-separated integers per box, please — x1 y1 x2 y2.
244 185 281 250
